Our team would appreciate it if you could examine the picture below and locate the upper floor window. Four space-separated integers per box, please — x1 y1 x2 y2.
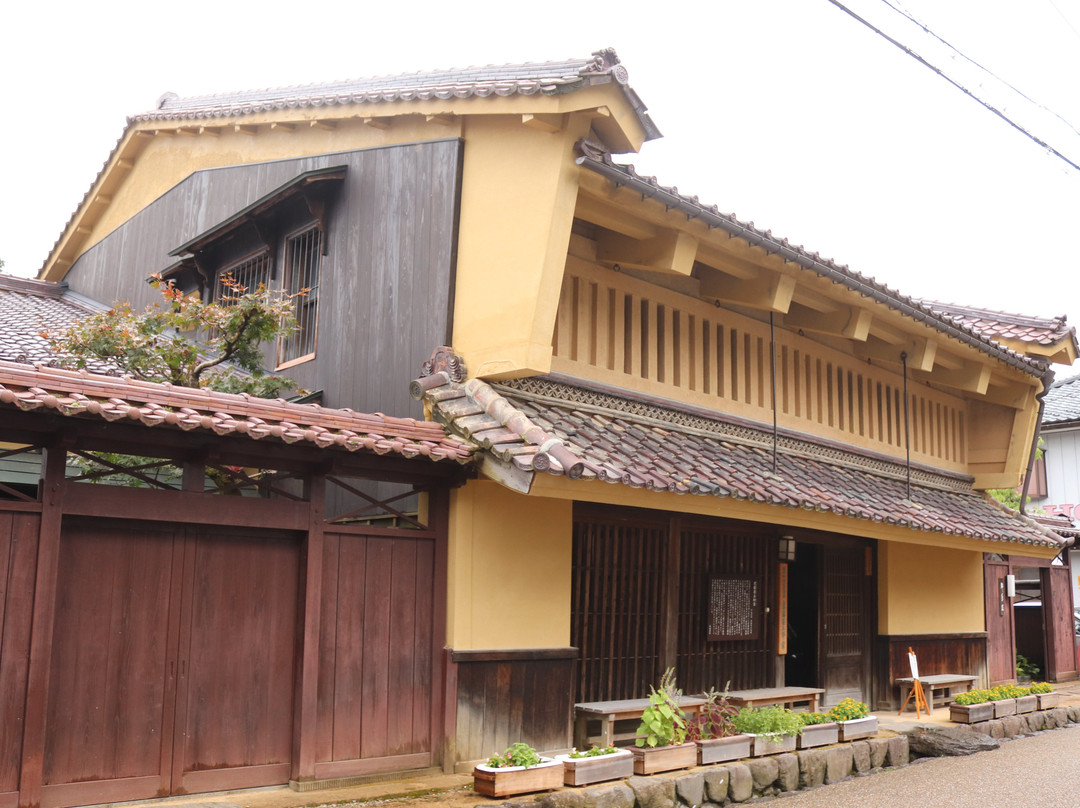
278 226 321 367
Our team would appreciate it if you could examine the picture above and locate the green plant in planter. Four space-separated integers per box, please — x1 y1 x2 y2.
798 711 834 726
486 742 543 769
953 689 992 706
989 684 1025 700
731 705 802 741
686 684 739 741
636 668 688 748
1029 682 1053 695
568 745 620 758
827 698 870 721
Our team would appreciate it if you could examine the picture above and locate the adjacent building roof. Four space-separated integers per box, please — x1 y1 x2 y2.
0 274 113 372
923 301 1077 365
132 49 660 141
1043 374 1080 426
574 141 1051 378
0 360 473 464
413 360 1066 549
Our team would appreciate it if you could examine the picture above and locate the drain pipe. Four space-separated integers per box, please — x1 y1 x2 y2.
1019 366 1056 515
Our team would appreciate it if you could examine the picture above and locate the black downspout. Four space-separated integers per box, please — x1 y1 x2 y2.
1019 366 1056 515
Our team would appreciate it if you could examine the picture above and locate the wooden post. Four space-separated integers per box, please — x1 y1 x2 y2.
18 442 68 808
291 473 325 784
661 515 682 674
428 486 455 773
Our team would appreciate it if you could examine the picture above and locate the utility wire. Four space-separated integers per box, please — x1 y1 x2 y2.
879 0 1080 141
1045 0 1080 43
826 0 1080 173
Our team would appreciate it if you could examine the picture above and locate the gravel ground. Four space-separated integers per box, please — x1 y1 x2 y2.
773 724 1080 808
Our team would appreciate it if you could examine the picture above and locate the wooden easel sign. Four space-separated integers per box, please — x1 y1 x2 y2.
898 647 930 717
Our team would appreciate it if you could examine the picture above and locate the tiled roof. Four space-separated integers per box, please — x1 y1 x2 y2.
922 301 1076 348
574 141 1049 377
1043 374 1080 425
0 360 474 464
0 274 114 373
1031 513 1080 539
131 49 660 140
413 367 1065 549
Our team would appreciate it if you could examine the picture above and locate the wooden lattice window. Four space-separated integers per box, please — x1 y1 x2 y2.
216 250 271 301
278 225 321 367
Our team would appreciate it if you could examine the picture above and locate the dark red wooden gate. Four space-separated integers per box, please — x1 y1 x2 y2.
1042 566 1078 681
41 520 300 808
820 546 871 707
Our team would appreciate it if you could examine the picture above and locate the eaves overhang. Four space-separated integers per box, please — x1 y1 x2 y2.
574 141 1047 379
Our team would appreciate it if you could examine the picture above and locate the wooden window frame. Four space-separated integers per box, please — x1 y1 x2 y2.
276 223 322 370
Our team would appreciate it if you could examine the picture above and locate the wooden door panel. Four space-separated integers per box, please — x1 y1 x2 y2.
821 547 869 707
984 562 1015 685
1042 567 1077 680
42 521 178 799
176 529 299 791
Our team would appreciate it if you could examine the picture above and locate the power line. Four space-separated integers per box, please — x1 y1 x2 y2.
879 0 1080 141
825 0 1080 173
1045 0 1080 43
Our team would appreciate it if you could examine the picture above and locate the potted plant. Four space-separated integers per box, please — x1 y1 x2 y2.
1014 684 1037 714
1030 681 1060 710
828 698 877 741
731 705 801 755
556 745 633 787
632 669 697 775
989 684 1019 718
950 689 994 724
687 685 752 764
472 742 562 798
796 711 839 749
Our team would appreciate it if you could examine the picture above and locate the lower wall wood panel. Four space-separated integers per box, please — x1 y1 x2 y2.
874 633 988 709
452 649 576 762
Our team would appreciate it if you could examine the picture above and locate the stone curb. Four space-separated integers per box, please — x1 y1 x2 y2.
486 708 1080 807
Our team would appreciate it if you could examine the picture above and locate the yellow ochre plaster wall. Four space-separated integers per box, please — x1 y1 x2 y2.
447 480 573 650
877 541 985 635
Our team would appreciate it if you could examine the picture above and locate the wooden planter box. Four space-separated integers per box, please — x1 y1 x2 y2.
1036 692 1060 710
992 699 1016 718
950 702 994 724
631 742 697 775
697 734 752 764
837 716 878 741
797 722 839 749
472 758 562 798
748 733 797 756
556 749 633 787
1015 695 1037 714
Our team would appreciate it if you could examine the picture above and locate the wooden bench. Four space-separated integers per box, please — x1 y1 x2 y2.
725 686 826 712
573 696 708 750
895 675 977 711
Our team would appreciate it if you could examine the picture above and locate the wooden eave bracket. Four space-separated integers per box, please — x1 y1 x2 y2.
699 269 796 314
522 112 565 133
913 360 992 395
596 229 698 276
574 192 658 240
783 304 873 341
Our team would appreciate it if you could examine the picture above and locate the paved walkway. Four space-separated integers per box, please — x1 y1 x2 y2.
776 723 1080 807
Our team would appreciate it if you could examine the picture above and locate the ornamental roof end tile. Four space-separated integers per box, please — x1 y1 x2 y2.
412 347 1065 550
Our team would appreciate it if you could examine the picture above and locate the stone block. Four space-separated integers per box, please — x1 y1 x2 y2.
703 768 729 804
746 756 779 790
906 727 999 757
987 719 1004 739
627 776 675 808
1028 711 1046 731
1051 708 1070 728
886 735 909 767
1067 706 1080 723
674 772 703 807
581 784 635 808
825 746 853 783
1000 715 1022 737
538 791 586 808
851 741 871 773
727 763 753 803
776 753 799 791
798 749 826 788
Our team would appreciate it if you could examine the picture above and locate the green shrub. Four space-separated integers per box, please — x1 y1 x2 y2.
798 711 835 726
953 689 992 706
1028 682 1053 695
636 668 688 748
827 698 870 721
487 742 542 768
568 745 619 758
731 705 802 740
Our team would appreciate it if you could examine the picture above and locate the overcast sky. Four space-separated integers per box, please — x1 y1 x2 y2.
3 0 1079 328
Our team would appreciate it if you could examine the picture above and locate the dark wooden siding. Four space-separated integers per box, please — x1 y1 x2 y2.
63 139 463 422
451 650 576 762
0 508 39 807
1042 566 1078 681
873 633 988 709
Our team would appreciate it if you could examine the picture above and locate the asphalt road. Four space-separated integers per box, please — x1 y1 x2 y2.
774 725 1080 808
